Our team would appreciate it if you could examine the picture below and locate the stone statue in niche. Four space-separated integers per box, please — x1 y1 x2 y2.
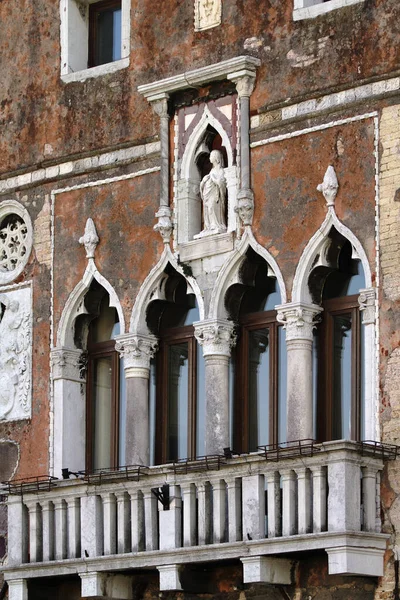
0 288 31 421
195 149 227 238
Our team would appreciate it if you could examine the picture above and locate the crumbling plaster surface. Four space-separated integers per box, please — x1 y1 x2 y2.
252 118 376 300
0 0 399 174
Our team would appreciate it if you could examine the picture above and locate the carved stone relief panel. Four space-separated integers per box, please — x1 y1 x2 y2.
0 285 32 421
0 200 33 285
194 0 222 31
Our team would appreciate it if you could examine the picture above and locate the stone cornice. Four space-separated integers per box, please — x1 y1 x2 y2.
138 56 260 102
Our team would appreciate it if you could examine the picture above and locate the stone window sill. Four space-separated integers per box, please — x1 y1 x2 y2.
61 57 129 84
293 0 364 21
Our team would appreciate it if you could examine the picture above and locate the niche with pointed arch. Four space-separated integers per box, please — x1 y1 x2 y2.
175 96 238 256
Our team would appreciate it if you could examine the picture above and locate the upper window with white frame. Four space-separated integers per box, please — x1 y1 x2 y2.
293 0 364 21
60 0 130 82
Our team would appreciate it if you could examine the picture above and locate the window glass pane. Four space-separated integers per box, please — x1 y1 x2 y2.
91 298 119 343
248 329 269 451
278 327 287 444
118 357 125 466
196 345 206 457
92 356 112 470
332 314 352 440
149 359 156 466
167 342 189 462
113 9 122 60
346 261 365 296
263 288 281 312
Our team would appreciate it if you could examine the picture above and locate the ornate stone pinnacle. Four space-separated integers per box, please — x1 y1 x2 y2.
317 165 339 208
79 218 99 259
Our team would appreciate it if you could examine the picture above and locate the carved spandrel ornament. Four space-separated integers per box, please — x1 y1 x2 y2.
195 0 222 31
0 286 32 421
79 218 99 259
194 150 227 239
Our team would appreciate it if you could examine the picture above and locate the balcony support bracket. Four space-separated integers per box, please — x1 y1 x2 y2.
241 556 292 585
326 546 385 577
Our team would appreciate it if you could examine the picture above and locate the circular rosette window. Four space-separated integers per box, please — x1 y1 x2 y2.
0 200 33 285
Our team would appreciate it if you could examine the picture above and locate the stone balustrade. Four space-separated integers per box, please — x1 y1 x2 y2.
2 441 389 593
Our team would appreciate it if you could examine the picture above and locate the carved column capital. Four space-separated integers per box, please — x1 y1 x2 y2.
115 333 158 378
358 288 376 325
51 347 86 382
194 319 236 358
276 303 322 343
229 71 256 98
150 94 170 119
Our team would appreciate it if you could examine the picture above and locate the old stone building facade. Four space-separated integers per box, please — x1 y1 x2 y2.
1 0 400 598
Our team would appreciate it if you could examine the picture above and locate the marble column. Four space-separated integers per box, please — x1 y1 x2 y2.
150 94 173 243
358 288 377 441
115 333 158 466
276 303 321 442
194 320 236 455
228 71 256 227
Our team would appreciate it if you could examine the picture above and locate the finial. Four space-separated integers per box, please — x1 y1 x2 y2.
317 165 339 208
79 218 99 259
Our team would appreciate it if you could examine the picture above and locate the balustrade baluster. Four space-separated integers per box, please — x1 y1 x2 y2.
212 479 227 543
102 493 117 556
227 478 242 542
281 469 297 537
327 458 361 532
266 471 281 538
181 483 197 547
7 497 28 566
54 499 68 560
80 495 103 559
297 468 312 535
26 501 43 563
144 489 158 550
310 466 327 533
197 481 212 545
42 500 55 561
131 489 145 552
116 491 131 554
67 497 80 558
362 467 379 532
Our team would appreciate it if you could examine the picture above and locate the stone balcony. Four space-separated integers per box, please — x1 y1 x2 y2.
2 441 390 598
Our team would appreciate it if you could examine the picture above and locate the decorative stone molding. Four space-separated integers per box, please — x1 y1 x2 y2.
0 200 33 286
317 165 339 208
358 288 376 324
194 0 222 31
276 302 322 342
79 218 99 259
0 285 32 421
194 320 236 357
235 188 254 227
115 333 158 378
51 347 86 382
154 206 173 244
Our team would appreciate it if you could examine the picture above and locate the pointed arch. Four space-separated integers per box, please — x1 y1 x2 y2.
292 207 372 304
129 245 205 334
209 229 287 321
57 259 125 348
181 105 234 180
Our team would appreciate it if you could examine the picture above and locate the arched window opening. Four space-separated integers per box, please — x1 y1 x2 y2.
309 230 366 442
226 248 286 453
75 281 123 472
147 267 205 465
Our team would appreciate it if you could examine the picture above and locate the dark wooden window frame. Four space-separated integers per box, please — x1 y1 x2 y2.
86 338 120 472
155 324 198 465
316 294 361 442
88 0 122 68
233 310 281 453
